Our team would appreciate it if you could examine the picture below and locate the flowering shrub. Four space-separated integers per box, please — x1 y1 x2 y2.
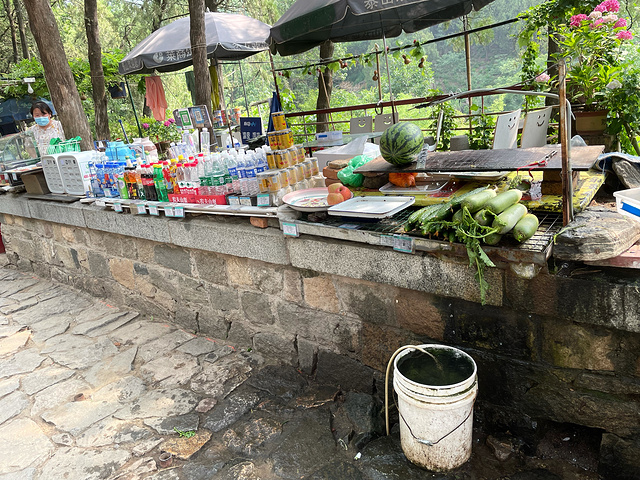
553 0 633 110
139 117 182 143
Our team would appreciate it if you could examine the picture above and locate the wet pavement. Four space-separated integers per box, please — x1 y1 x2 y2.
0 263 602 480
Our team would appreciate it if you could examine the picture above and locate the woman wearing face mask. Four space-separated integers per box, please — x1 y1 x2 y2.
29 101 65 156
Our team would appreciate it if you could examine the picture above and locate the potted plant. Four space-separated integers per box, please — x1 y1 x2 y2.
140 117 182 153
552 0 634 134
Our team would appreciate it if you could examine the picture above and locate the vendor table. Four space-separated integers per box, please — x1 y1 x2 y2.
354 145 604 173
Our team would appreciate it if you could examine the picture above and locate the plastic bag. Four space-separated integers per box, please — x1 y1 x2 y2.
337 154 374 187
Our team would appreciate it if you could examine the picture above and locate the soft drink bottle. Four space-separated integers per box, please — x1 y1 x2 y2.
142 164 157 201
153 165 169 202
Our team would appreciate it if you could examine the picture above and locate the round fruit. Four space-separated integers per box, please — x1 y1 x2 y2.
327 193 344 205
379 122 424 166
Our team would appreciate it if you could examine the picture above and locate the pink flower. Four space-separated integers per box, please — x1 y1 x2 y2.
570 14 588 27
591 18 605 28
589 10 603 19
163 120 171 127
142 123 150 129
168 118 175 124
617 30 633 40
602 14 618 23
535 73 551 83
594 4 607 12
602 0 620 12
614 17 627 28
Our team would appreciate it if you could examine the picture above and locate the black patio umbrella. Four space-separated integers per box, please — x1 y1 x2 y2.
119 12 271 75
269 0 497 57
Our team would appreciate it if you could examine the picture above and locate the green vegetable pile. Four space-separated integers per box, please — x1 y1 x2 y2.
405 188 539 304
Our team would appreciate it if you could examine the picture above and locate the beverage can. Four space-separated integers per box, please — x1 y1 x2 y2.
285 167 297 186
266 151 277 170
294 164 305 183
267 131 279 150
274 150 287 169
272 111 287 131
310 158 320 176
287 147 298 165
279 169 289 187
301 160 312 179
266 171 281 192
256 172 269 194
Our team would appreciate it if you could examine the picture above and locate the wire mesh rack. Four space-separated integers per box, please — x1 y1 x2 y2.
46 138 81 155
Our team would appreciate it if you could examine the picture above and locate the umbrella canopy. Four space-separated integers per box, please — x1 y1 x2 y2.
0 96 56 123
119 12 271 74
270 0 496 56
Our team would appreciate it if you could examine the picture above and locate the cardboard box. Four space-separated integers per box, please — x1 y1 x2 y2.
21 170 50 195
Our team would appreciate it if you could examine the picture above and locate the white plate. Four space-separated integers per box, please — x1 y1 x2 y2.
283 187 330 212
328 196 415 219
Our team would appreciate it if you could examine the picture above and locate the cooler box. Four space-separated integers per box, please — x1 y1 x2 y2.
58 151 93 196
614 187 640 223
41 154 65 194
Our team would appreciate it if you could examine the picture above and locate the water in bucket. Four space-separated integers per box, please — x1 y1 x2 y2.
392 344 478 472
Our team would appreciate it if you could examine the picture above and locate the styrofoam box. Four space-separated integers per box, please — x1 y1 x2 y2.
614 187 640 223
41 154 65 194
314 142 381 170
58 151 93 196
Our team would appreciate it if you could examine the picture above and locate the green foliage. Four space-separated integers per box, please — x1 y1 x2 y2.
174 427 196 438
468 105 496 150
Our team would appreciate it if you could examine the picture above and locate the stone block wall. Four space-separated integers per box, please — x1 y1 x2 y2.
1 197 640 477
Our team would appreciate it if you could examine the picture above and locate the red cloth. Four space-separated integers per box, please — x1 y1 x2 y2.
145 76 168 121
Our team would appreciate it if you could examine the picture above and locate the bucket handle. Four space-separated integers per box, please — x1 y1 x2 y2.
398 403 474 446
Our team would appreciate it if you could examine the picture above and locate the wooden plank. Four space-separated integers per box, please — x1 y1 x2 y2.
585 242 640 269
354 145 604 173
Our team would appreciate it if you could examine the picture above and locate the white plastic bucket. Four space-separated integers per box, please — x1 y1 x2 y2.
393 344 478 472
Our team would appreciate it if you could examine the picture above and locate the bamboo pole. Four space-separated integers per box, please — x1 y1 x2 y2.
464 16 473 136
559 59 573 226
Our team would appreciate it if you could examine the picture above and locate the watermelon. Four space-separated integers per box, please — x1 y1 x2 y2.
379 122 424 166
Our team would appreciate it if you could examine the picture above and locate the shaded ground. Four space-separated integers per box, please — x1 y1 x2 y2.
0 264 602 479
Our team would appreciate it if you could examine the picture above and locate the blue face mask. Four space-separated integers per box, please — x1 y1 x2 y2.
34 116 50 127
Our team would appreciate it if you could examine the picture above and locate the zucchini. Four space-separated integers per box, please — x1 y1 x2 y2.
513 213 539 242
461 189 497 213
492 203 528 235
485 189 523 214
473 209 493 226
484 233 503 245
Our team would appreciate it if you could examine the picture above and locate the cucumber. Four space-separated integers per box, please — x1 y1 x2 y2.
484 232 503 245
406 205 438 231
513 213 539 242
461 189 497 213
485 189 523 214
452 208 464 224
473 209 493 226
492 203 528 235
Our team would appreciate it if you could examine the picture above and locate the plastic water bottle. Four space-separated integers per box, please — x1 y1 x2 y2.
255 148 267 173
210 155 226 196
237 153 248 195
222 152 238 194
200 128 210 154
244 152 259 196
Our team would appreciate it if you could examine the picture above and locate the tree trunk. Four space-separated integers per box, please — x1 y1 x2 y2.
204 0 223 13
4 0 19 64
316 40 334 133
151 0 168 32
23 0 93 150
13 0 29 60
84 0 110 141
189 0 212 113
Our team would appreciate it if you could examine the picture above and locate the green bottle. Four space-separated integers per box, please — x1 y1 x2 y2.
153 165 169 202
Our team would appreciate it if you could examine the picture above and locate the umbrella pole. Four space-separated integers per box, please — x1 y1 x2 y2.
269 51 283 108
125 76 142 138
238 61 250 115
382 34 396 122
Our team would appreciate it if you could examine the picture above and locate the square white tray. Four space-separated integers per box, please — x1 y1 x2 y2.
327 196 415 219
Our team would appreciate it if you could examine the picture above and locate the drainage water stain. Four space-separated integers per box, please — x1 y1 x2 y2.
397 349 474 386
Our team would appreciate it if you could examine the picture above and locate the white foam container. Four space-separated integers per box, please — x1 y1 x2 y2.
614 187 640 223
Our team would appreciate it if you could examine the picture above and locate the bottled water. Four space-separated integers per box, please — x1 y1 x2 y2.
244 152 259 196
210 154 226 196
200 127 210 154
237 153 248 195
222 153 237 194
